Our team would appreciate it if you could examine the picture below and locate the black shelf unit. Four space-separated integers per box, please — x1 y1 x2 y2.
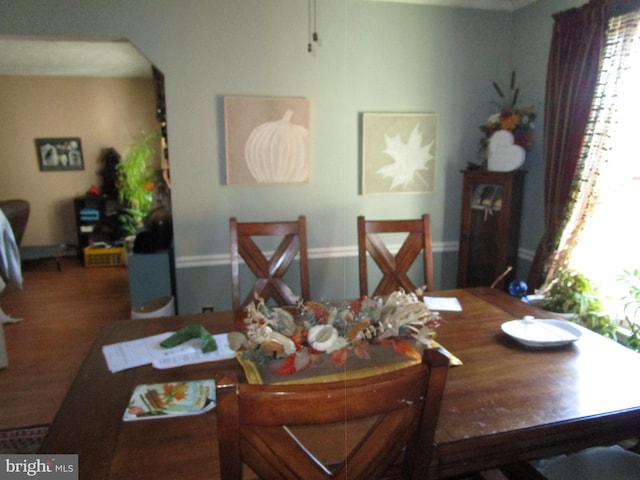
73 195 123 258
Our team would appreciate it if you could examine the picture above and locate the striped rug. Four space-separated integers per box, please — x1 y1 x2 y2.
0 425 48 453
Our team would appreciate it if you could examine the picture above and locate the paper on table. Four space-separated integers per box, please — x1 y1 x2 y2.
423 296 463 312
102 332 236 373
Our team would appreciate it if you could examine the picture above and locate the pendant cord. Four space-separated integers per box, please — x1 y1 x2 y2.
308 0 318 53
313 0 318 42
308 0 312 52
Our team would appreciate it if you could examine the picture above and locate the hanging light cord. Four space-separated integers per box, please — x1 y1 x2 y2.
308 0 319 53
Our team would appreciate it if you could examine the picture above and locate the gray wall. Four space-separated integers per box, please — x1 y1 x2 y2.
0 0 585 313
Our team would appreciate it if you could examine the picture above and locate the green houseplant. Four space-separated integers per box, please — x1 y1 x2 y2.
616 268 640 351
117 132 159 234
540 269 617 340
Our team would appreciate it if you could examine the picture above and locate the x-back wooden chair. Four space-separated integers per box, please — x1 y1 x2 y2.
230 216 310 311
215 349 449 480
357 214 434 297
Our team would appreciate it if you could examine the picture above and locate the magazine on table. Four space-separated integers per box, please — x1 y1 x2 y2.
123 378 216 421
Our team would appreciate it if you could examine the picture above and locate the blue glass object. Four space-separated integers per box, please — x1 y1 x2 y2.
508 280 528 298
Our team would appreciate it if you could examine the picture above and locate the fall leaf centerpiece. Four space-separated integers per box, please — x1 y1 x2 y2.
479 71 536 159
228 290 442 378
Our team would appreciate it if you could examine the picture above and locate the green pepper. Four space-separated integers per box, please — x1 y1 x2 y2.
160 324 218 353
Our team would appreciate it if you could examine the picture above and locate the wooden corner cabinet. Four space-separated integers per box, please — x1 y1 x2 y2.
457 169 525 290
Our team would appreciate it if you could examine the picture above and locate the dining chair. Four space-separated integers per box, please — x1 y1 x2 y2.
492 444 640 480
215 349 449 480
229 216 310 311
535 445 640 480
357 214 434 297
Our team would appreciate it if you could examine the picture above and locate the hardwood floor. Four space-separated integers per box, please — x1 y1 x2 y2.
0 257 131 430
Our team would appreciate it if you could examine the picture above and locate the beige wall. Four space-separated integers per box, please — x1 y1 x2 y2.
0 75 160 247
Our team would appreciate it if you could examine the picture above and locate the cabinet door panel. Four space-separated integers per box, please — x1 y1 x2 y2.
457 170 524 289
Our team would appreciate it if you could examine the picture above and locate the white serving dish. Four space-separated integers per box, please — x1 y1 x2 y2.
501 317 583 348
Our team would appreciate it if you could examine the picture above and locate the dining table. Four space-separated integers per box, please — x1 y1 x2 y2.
38 287 640 479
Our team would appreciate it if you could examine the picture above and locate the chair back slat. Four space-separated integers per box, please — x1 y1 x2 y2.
358 214 434 297
216 349 449 480
230 216 309 311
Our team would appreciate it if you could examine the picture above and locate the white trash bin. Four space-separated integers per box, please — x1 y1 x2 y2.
131 296 175 319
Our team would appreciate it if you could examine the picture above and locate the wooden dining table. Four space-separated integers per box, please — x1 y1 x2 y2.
39 287 640 479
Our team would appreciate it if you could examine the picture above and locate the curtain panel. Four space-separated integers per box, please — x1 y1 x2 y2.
529 0 640 290
528 0 609 290
555 8 640 279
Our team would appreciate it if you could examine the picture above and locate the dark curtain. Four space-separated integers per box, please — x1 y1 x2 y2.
527 0 608 290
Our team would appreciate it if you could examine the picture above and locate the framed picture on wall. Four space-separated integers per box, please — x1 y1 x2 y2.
361 113 437 195
224 96 311 185
35 137 84 171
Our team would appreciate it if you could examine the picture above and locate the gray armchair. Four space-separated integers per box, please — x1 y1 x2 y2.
0 200 30 247
0 199 30 286
0 199 29 366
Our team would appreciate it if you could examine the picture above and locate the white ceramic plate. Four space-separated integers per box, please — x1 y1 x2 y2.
501 318 583 348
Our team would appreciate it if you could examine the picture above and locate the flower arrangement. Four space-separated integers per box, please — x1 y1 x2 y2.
228 290 442 375
479 71 536 154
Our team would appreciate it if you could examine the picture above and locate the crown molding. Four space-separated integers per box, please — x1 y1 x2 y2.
363 0 539 12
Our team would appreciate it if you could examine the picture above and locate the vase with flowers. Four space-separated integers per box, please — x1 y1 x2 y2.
478 71 536 170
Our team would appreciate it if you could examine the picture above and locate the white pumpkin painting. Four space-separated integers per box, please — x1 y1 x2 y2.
244 110 309 183
224 96 311 185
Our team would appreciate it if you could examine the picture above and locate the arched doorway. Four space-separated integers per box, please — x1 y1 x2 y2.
0 36 171 250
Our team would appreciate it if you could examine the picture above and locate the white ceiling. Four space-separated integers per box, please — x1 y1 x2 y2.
0 1 536 78
0 37 152 78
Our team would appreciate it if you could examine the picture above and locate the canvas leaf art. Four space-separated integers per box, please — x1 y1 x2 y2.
225 96 311 185
378 123 434 190
362 113 437 195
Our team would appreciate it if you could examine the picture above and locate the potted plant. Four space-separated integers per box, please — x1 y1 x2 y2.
539 269 617 340
616 268 640 351
116 132 159 236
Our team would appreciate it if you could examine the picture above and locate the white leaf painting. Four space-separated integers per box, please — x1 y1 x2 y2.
362 113 437 195
377 123 434 190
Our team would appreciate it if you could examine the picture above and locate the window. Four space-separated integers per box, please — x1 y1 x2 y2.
565 10 640 318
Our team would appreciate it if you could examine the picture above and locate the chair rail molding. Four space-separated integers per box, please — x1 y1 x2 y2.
176 241 460 269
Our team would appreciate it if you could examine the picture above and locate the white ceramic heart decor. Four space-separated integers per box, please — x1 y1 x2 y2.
487 130 525 172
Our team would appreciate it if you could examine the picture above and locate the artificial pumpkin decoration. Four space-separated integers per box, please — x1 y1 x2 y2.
244 109 309 183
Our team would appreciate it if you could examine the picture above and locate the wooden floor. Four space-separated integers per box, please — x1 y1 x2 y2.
0 257 131 430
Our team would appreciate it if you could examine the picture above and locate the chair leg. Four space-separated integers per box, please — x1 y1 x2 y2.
495 462 547 479
618 437 640 453
445 470 511 480
475 469 511 480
